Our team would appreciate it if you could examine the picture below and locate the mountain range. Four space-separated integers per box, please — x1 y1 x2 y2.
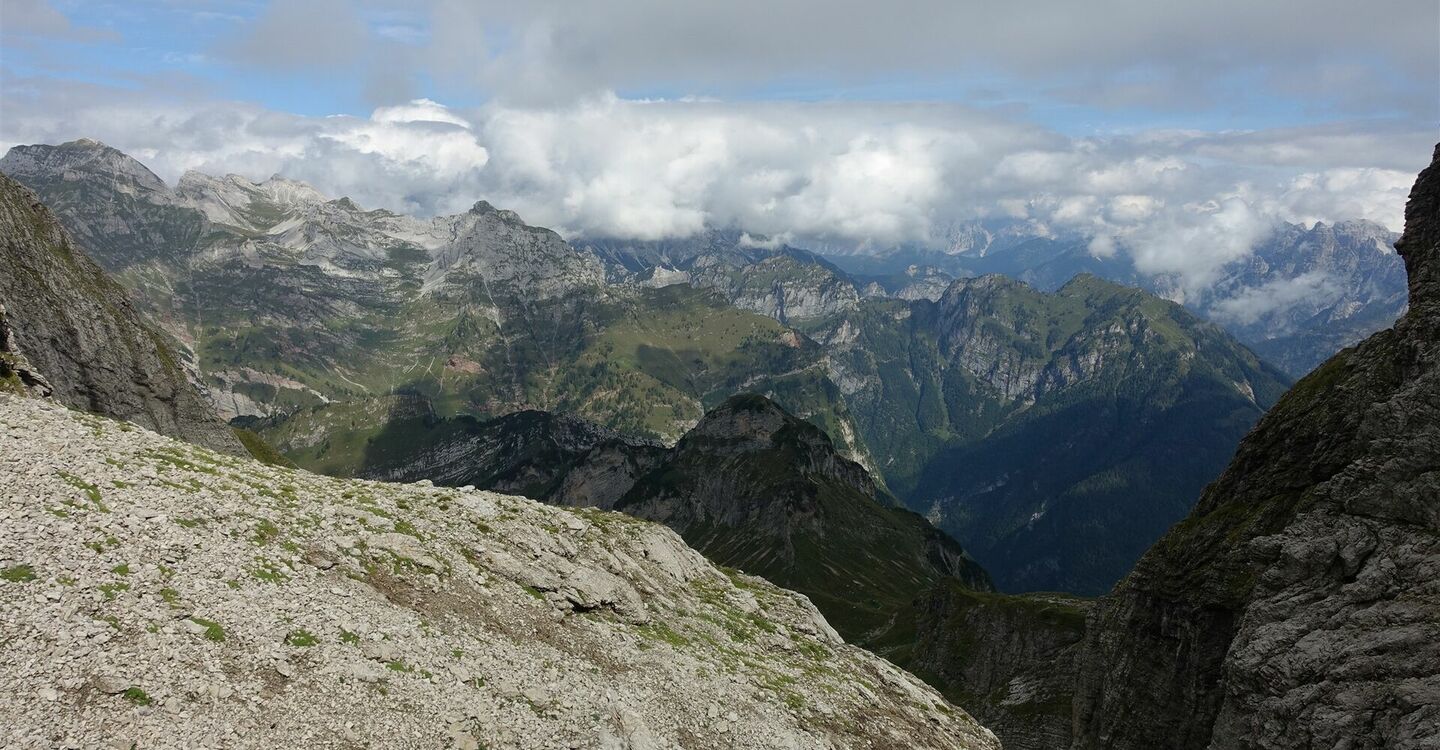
1 138 1304 596
824 216 1407 378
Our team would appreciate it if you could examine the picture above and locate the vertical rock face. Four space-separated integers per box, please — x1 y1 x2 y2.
1071 145 1440 748
0 174 242 454
910 583 1090 750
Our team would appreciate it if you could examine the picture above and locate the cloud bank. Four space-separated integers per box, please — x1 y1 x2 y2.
210 0 1438 118
0 90 1429 292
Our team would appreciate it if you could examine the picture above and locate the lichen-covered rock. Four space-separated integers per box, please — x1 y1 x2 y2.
0 394 999 749
0 174 241 455
1070 145 1440 749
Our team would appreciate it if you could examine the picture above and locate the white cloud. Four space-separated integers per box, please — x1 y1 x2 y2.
300 0 1435 117
370 98 473 128
1210 271 1344 325
0 89 1429 291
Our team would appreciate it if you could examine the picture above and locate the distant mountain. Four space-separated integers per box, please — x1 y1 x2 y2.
1185 220 1407 376
613 395 992 635
578 230 862 325
818 273 1291 594
0 172 241 454
1070 144 1440 750
823 220 1407 379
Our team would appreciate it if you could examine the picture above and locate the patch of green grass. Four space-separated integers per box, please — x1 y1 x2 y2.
1 564 37 583
110 563 131 576
285 629 319 647
145 448 218 475
385 659 412 673
57 470 108 512
99 582 130 600
250 562 289 584
638 622 690 649
339 629 361 645
159 587 181 606
190 617 226 642
393 519 421 538
122 687 152 706
233 427 297 467
522 585 547 601
250 519 280 545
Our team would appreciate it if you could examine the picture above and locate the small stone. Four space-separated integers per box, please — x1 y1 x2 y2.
94 676 128 695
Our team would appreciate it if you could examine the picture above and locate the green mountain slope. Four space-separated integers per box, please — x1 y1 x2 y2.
817 273 1291 594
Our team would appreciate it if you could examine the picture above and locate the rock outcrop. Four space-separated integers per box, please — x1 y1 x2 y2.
0 174 241 455
359 409 664 500
0 393 999 749
1070 145 1440 748
0 304 52 398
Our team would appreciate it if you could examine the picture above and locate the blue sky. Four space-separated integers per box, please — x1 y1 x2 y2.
7 0 1434 132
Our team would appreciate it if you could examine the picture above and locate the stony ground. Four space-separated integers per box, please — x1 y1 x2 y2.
0 394 998 750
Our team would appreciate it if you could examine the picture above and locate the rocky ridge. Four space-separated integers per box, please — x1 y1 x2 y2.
0 393 998 749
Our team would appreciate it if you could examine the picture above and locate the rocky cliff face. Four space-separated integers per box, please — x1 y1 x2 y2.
358 409 665 501
0 393 999 749
911 584 1089 750
0 304 53 398
0 174 240 455
1071 145 1440 749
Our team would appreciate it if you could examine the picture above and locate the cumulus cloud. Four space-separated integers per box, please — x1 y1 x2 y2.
0 87 1430 291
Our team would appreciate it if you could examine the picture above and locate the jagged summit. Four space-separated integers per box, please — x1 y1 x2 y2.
468 199 525 225
173 170 330 231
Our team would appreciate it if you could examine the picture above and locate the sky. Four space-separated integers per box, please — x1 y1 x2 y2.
1 0 1437 289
